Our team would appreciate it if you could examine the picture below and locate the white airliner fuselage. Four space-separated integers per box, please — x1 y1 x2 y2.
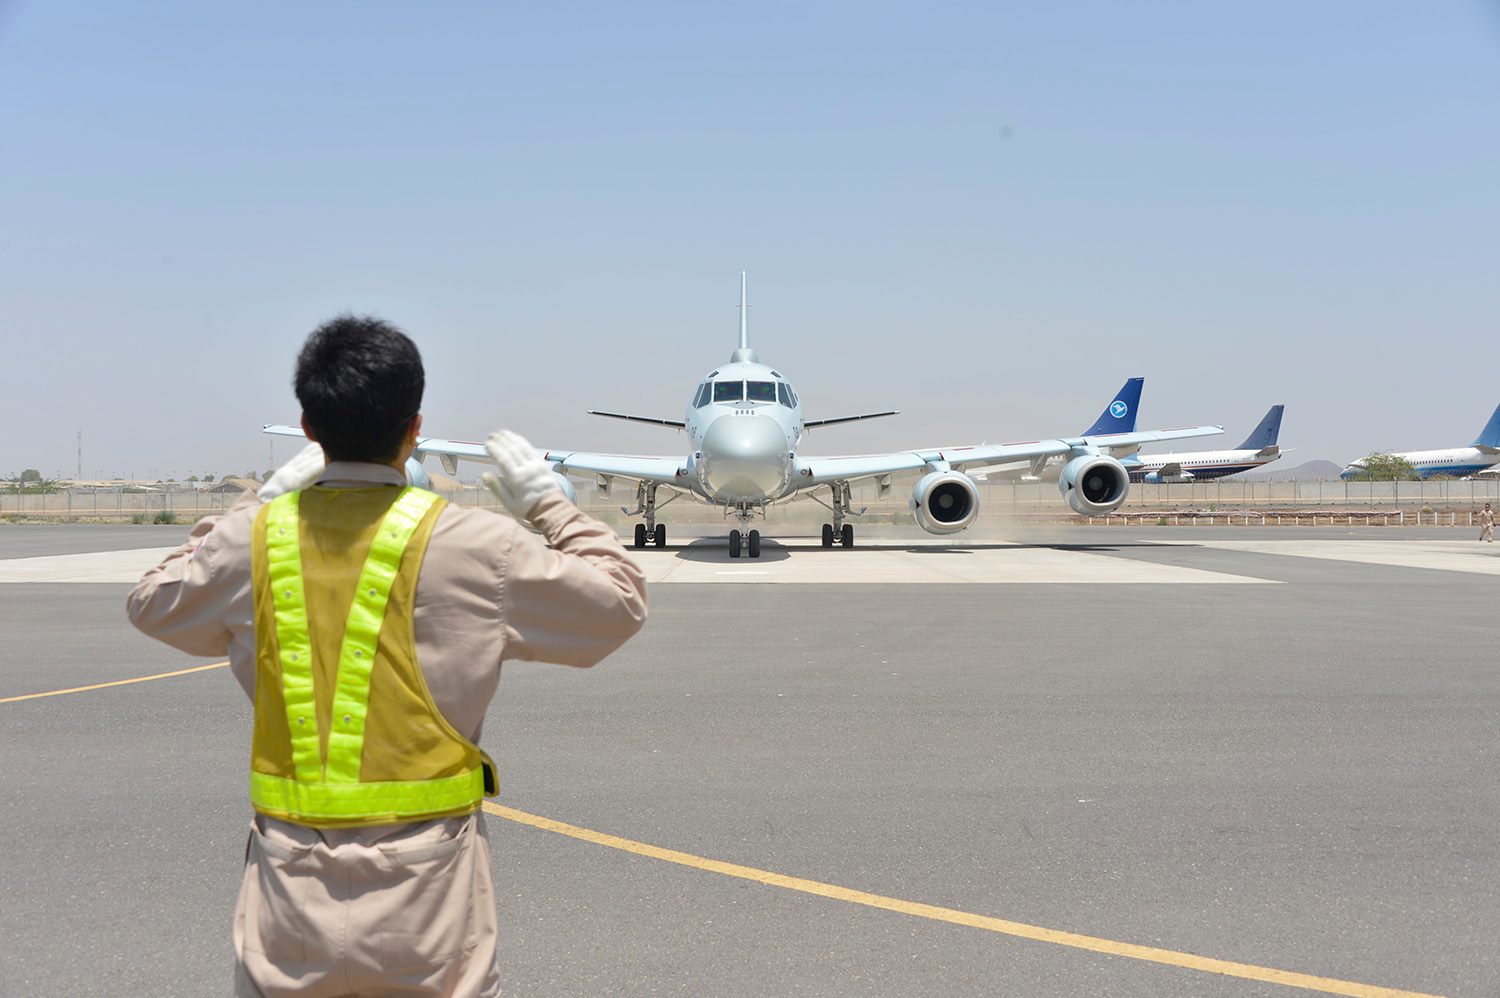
1344 447 1500 480
1128 447 1282 483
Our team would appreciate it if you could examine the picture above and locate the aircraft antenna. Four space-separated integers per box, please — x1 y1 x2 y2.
738 270 748 350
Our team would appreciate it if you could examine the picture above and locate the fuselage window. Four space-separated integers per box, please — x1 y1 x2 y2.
713 380 744 403
746 381 777 403
777 383 794 408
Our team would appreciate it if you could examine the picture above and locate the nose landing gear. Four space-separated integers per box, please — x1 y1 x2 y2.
727 505 764 558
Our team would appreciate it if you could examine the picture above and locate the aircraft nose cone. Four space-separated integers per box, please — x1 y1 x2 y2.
700 415 789 500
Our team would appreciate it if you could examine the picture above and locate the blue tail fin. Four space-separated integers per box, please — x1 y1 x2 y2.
1080 378 1143 436
1471 402 1500 448
1236 404 1284 450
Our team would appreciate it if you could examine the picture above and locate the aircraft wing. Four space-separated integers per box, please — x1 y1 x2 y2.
265 424 688 487
542 451 688 485
1155 461 1183 477
796 425 1222 488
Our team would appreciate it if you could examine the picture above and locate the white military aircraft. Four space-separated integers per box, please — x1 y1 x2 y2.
266 275 1223 558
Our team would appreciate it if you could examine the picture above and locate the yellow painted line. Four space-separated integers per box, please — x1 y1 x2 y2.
483 802 1444 998
0 661 230 704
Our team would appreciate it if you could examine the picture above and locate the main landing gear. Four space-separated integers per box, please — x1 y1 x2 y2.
818 482 855 548
821 522 854 549
626 483 668 549
727 504 762 558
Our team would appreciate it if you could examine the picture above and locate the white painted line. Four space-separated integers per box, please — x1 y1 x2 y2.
0 548 176 584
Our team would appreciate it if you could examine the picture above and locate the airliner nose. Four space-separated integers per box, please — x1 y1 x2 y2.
700 414 790 501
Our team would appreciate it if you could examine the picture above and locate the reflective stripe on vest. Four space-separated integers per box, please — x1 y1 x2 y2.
250 486 488 823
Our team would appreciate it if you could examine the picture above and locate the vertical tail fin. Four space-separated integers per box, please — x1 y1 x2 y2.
739 271 748 351
1080 377 1143 436
1471 402 1500 448
1236 404 1285 450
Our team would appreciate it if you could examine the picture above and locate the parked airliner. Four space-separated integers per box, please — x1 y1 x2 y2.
266 276 1223 558
1126 405 1285 482
1342 403 1500 480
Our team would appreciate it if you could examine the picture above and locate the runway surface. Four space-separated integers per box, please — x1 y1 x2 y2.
1 523 1495 996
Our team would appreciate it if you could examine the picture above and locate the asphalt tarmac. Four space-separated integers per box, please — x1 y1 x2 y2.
1 524 1494 997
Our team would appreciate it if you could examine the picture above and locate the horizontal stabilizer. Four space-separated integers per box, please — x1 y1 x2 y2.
587 411 687 429
804 411 900 428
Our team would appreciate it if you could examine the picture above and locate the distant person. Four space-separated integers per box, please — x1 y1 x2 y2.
1481 502 1494 543
127 315 648 997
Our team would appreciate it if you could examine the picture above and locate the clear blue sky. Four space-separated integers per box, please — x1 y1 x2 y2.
2 2 1497 479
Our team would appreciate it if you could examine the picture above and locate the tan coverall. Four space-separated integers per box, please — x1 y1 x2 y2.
1481 507 1494 542
127 462 648 997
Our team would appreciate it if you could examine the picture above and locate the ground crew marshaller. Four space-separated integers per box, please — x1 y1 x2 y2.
127 315 648 997
1481 502 1494 543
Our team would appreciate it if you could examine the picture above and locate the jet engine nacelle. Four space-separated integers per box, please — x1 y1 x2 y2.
1144 470 1194 484
404 457 431 490
552 472 578 505
1058 453 1129 515
911 471 981 535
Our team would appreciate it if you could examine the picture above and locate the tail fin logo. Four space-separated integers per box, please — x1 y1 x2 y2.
1109 401 1129 419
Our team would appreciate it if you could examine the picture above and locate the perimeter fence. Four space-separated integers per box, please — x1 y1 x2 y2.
5 477 1499 526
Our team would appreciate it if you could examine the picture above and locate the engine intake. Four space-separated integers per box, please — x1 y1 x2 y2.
911 471 981 535
1058 453 1129 515
404 457 432 491
552 472 578 505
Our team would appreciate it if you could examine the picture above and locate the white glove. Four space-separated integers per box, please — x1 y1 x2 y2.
481 429 559 523
259 443 326 500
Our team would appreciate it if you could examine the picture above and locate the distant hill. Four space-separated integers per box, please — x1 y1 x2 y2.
1242 459 1343 482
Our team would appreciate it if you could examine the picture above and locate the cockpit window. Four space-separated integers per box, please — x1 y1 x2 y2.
777 383 796 408
693 383 711 408
746 381 777 403
713 380 744 403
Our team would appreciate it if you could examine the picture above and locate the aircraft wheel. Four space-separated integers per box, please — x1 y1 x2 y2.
729 529 742 558
841 524 854 548
747 529 761 558
633 523 646 549
654 524 667 548
821 523 834 548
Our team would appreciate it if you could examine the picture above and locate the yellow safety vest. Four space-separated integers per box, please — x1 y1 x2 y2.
248 486 496 828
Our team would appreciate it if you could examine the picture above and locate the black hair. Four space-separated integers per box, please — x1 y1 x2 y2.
294 314 424 463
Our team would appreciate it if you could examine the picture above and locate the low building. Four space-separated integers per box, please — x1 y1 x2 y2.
206 477 260 494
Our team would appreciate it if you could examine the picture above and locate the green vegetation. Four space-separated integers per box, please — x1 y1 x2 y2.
1346 453 1419 481
153 510 178 525
3 470 62 494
